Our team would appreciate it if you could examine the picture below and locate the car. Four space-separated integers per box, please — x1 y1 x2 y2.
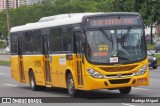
5 46 10 53
147 50 157 69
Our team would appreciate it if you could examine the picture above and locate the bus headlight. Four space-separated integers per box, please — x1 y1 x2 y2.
134 64 147 76
86 68 104 78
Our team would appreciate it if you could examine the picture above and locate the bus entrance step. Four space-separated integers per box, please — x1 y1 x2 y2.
21 80 25 82
46 85 52 87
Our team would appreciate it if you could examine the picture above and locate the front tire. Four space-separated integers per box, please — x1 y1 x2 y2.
67 73 79 97
119 87 131 94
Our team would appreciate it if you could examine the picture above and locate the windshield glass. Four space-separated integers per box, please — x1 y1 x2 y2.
86 28 146 64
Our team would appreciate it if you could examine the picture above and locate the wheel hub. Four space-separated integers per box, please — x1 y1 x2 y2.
31 77 34 88
68 79 74 93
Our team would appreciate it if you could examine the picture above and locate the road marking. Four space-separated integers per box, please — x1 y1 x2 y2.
133 87 149 91
121 103 135 106
3 83 18 87
0 73 5 75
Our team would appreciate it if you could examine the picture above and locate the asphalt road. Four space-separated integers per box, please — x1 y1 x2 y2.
0 66 159 106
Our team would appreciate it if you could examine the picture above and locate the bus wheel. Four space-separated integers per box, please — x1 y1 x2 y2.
29 71 38 91
119 87 131 94
67 73 79 97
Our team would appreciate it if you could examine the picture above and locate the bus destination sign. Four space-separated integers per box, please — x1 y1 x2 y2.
85 16 142 28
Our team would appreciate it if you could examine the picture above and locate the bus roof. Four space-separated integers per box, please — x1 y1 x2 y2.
10 12 140 33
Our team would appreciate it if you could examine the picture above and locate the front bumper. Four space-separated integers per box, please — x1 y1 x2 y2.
81 72 149 90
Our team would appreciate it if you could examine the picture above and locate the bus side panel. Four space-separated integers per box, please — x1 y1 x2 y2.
23 55 45 86
23 55 33 84
61 55 76 88
50 54 79 89
10 55 21 82
50 55 64 87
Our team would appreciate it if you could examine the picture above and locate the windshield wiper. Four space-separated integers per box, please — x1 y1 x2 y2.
122 27 131 42
99 28 112 42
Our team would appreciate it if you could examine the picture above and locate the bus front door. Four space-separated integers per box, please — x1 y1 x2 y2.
18 37 25 82
42 35 52 87
74 32 84 87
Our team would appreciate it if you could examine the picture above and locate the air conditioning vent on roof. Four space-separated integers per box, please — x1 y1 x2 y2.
38 13 104 22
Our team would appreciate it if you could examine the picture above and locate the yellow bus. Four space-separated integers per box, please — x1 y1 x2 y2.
10 12 149 97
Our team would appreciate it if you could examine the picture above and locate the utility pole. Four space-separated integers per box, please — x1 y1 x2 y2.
150 23 153 44
6 0 10 46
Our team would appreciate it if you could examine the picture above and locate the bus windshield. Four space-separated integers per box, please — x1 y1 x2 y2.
86 27 146 64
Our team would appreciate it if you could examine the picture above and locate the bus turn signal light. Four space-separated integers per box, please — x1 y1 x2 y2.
137 78 147 82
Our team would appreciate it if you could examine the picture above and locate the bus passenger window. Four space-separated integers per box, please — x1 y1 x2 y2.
33 30 42 53
11 34 18 54
51 27 62 53
62 26 73 53
25 31 33 53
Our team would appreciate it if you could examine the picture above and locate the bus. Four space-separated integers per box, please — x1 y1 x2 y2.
10 12 149 97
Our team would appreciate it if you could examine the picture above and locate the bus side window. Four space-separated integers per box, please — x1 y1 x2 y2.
17 33 24 55
11 33 18 54
51 27 63 53
62 26 73 53
25 31 33 54
33 30 42 53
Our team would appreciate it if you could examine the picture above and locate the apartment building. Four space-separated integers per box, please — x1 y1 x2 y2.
0 0 43 12
0 0 15 11
27 0 44 5
17 0 27 7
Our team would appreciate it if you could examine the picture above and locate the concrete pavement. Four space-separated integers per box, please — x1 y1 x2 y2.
0 55 10 61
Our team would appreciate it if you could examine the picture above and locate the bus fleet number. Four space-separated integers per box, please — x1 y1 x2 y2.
34 60 41 67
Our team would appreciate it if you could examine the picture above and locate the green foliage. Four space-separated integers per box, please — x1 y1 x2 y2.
0 11 7 36
0 0 160 35
154 54 160 66
0 40 6 49
139 0 160 25
111 0 135 12
0 60 10 66
147 44 155 50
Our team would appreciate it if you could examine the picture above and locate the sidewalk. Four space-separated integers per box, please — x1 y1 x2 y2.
0 55 10 61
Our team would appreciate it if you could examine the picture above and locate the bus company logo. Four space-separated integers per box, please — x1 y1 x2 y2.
2 98 11 103
117 73 122 78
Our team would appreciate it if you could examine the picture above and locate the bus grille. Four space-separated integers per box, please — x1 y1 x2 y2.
99 65 138 72
105 73 133 77
109 78 130 84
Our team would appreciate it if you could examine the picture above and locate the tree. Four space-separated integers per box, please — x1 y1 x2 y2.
139 0 160 44
0 0 160 39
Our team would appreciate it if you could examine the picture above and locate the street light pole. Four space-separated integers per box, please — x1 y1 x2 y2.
6 0 10 46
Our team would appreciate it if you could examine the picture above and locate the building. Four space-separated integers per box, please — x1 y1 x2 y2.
0 0 43 12
0 0 15 12
14 0 27 8
27 0 43 5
